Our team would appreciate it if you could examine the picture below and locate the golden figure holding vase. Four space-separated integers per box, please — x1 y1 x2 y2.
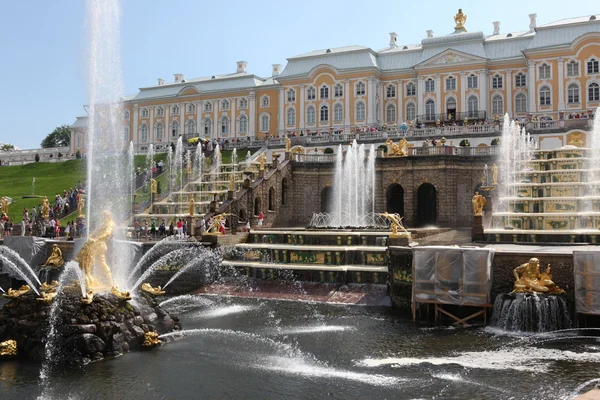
513 258 564 294
472 192 486 216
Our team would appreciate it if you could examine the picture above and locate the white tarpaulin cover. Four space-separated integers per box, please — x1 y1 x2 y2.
2 236 47 278
412 246 494 306
573 250 600 315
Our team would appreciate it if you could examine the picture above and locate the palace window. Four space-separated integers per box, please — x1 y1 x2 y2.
286 89 295 102
261 96 269 107
204 102 212 113
286 108 296 125
155 122 164 140
220 117 229 135
425 79 435 92
386 84 396 98
202 118 211 136
406 102 416 122
170 120 179 138
355 102 366 121
405 82 416 96
445 76 456 91
187 103 196 114
492 75 503 89
260 114 270 132
124 110 130 120
356 81 366 96
568 84 580 104
425 99 435 121
334 83 343 98
238 115 248 134
539 86 551 105
186 119 196 136
539 64 551 80
307 86 316 100
567 61 579 77
239 98 248 109
171 105 180 115
467 95 478 117
124 127 129 142
515 93 527 113
306 106 316 124
139 123 148 141
221 100 229 110
320 85 329 100
515 73 526 87
320 105 329 122
467 74 478 89
141 108 149 118
589 83 600 102
386 104 396 123
334 103 343 122
588 59 599 74
492 95 503 115
156 106 164 117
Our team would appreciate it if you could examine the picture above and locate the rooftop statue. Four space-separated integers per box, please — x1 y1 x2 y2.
42 244 65 268
454 8 467 31
513 257 565 294
75 210 114 290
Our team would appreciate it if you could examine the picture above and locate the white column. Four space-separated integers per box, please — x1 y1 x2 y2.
435 75 442 115
180 103 184 138
278 87 285 135
133 108 139 146
378 82 385 123
249 92 256 138
367 77 375 124
557 58 565 110
344 80 350 131
213 101 218 138
397 80 403 123
528 61 536 113
479 70 489 117
460 73 466 115
417 77 424 118
196 102 201 137
506 71 513 117
299 85 305 132
165 106 170 141
231 98 236 138
149 108 154 143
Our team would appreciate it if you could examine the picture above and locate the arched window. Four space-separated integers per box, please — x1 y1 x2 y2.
171 105 180 115
492 95 503 115
286 89 295 102
356 81 366 96
467 95 478 117
306 106 316 124
333 103 343 122
539 63 551 80
492 74 503 89
186 119 196 136
268 187 275 211
204 102 212 113
281 178 287 206
155 122 164 140
220 117 229 135
320 85 329 100
238 115 248 134
425 99 435 121
307 86 316 100
221 100 229 110
446 97 456 116
139 124 148 141
156 106 164 117
260 114 270 131
202 118 212 136
355 102 366 121
567 61 579 77
261 96 270 107
123 110 130 120
386 104 396 123
186 103 196 114
253 197 261 216
406 82 416 96
406 102 416 122
568 84 580 104
170 120 179 138
588 59 599 74
141 108 149 118
445 76 456 91
515 73 526 87
239 98 248 109
320 105 329 122
286 108 296 125
539 86 551 106
386 84 396 98
589 82 600 102
467 74 478 89
515 93 527 112
334 83 343 98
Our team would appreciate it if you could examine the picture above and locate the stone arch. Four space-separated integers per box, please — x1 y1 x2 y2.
281 178 288 206
239 208 247 222
416 183 437 226
386 183 404 217
254 197 261 216
268 187 275 211
321 186 334 213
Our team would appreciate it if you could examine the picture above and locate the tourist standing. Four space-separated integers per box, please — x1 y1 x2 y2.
258 211 264 227
199 218 206 236
65 221 71 239
20 219 25 236
176 219 183 236
49 218 56 238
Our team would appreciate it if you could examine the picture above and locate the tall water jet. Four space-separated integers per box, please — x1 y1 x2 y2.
232 148 238 172
586 108 600 201
145 143 155 193
213 143 222 183
168 145 174 194
128 141 134 214
174 136 184 191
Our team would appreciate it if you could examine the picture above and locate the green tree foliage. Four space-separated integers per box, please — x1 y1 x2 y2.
41 125 71 148
0 144 15 151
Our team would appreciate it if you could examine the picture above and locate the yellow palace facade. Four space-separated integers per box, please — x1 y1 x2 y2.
70 11 600 153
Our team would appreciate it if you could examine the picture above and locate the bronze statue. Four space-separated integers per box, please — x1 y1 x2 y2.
385 139 408 157
151 179 158 194
492 163 499 186
472 192 486 216
2 285 31 299
75 210 114 289
0 340 17 357
143 331 161 347
513 258 564 294
42 196 50 219
77 193 85 218
454 8 467 30
42 244 64 268
1 197 9 215
141 283 166 296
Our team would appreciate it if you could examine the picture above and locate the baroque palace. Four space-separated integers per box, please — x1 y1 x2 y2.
70 11 600 153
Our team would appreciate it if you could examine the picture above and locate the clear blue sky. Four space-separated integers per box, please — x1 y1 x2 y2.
0 0 596 149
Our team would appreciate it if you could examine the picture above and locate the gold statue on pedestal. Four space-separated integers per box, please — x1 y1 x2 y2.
285 137 291 152
380 213 410 238
1 196 9 215
151 179 157 194
513 258 564 294
229 174 235 192
42 196 50 219
454 8 467 30
0 340 17 357
77 194 85 218
42 244 65 268
385 139 408 157
492 163 499 186
206 213 230 235
2 285 31 299
189 197 195 217
143 331 161 347
141 283 166 296
75 210 115 290
258 153 267 171
40 281 58 292
472 192 486 216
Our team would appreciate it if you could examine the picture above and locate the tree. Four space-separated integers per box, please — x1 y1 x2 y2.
41 125 71 148
0 144 15 152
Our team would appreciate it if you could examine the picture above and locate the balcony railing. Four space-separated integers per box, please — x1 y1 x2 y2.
416 111 487 124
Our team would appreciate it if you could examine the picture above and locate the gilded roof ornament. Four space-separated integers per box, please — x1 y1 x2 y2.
454 9 467 32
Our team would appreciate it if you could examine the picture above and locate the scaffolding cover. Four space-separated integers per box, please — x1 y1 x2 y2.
573 250 600 315
412 246 494 306
1 236 47 279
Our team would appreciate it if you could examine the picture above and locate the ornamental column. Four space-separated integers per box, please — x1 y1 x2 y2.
367 77 376 124
557 58 565 111
231 98 236 138
398 80 403 123
196 102 202 137
378 81 384 123
435 75 442 115
149 107 154 143
165 105 170 140
213 101 218 138
249 91 256 138
133 108 139 146
299 85 305 132
344 80 350 131
460 72 466 115
528 61 536 113
179 103 185 137
506 71 513 117
278 87 285 135
479 70 489 117
417 77 424 118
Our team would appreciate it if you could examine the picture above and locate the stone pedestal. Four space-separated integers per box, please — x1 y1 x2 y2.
227 190 235 200
285 151 291 161
387 233 411 247
186 216 194 236
272 158 279 169
209 201 217 213
258 170 265 179
472 215 484 242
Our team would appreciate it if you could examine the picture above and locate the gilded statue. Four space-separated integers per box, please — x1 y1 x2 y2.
75 210 114 289
151 179 158 194
285 137 291 152
141 283 166 296
472 192 486 216
36 290 57 303
110 286 132 301
143 331 161 347
291 146 304 155
454 8 467 30
385 139 408 157
42 244 65 268
1 196 9 215
207 213 230 234
380 212 410 238
189 196 195 216
42 196 50 219
81 290 94 304
258 153 267 171
229 174 236 192
0 340 17 357
40 281 58 292
2 285 31 299
491 163 499 186
513 258 564 294
77 193 85 218
568 132 585 147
